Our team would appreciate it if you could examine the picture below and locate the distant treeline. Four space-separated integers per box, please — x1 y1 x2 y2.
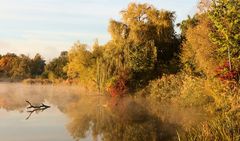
0 51 68 81
0 53 45 80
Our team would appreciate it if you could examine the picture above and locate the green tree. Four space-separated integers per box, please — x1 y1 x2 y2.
91 40 106 92
31 53 45 77
45 51 68 79
208 0 240 70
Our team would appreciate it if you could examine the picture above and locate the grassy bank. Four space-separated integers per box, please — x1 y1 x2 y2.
138 73 240 140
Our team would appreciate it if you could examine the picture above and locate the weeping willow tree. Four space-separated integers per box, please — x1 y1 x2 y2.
96 3 180 93
119 3 179 72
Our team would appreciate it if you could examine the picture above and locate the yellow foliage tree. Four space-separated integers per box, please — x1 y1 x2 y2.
181 14 220 78
65 41 96 88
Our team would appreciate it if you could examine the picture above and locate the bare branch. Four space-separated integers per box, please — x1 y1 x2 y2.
25 100 50 109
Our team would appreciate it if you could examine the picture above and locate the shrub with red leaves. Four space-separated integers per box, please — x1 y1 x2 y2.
107 73 128 97
215 61 239 81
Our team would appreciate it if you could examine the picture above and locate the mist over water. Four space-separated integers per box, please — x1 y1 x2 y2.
0 83 205 141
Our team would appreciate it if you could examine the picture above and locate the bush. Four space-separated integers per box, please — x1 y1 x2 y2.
179 76 214 108
146 74 183 102
106 73 128 97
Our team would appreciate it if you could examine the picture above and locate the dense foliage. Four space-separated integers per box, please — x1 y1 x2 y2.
209 0 240 72
62 3 180 94
44 51 68 80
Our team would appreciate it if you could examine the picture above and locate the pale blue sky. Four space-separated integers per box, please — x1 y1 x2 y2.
0 0 198 60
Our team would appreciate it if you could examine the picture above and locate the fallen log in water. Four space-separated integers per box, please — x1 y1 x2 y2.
26 100 51 109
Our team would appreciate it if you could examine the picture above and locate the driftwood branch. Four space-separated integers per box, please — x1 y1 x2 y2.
26 100 50 109
25 100 50 120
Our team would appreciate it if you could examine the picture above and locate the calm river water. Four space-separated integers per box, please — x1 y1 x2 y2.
0 83 203 141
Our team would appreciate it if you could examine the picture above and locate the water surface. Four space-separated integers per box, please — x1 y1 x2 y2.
0 83 203 141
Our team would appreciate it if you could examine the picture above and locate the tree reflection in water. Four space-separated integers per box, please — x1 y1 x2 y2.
65 97 181 141
25 106 49 120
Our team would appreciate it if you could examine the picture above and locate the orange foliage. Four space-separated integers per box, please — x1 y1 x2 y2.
107 73 128 97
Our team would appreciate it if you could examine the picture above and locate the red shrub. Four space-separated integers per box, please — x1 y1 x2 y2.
107 73 128 97
215 61 239 81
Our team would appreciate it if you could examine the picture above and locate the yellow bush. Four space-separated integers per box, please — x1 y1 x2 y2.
147 74 183 102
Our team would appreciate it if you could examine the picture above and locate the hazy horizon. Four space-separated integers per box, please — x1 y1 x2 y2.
0 0 198 60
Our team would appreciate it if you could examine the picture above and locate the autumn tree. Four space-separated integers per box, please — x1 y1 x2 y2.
0 53 18 77
178 15 199 38
0 53 35 79
11 54 32 79
100 3 180 93
64 3 180 93
181 14 220 78
119 3 179 73
65 41 96 87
